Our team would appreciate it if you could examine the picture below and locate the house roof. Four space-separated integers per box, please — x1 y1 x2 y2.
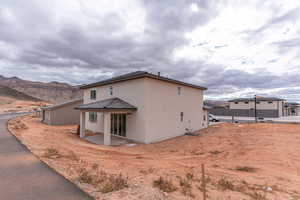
80 71 207 90
285 102 300 107
75 97 137 111
229 97 285 102
41 98 83 111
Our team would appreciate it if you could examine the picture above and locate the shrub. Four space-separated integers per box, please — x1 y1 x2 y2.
65 151 79 161
78 170 94 184
186 172 194 180
248 191 267 200
179 177 194 198
43 147 60 159
217 177 235 191
100 174 128 193
209 150 222 155
92 163 99 170
235 166 256 173
153 177 177 193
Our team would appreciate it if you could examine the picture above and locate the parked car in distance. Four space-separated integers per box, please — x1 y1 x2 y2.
209 114 220 122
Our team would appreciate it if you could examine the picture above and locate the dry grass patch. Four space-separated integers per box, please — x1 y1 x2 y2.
42 147 61 159
209 150 222 155
248 191 267 200
78 169 94 184
78 168 128 194
235 166 257 173
217 177 235 191
179 177 194 198
65 151 79 161
153 177 177 193
100 174 128 193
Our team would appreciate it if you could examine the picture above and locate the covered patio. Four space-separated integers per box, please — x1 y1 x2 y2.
85 134 129 146
75 97 137 146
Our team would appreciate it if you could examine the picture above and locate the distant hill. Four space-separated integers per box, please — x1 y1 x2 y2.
0 75 82 103
0 85 42 102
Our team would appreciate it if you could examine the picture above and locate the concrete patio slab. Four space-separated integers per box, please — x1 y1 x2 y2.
85 134 129 146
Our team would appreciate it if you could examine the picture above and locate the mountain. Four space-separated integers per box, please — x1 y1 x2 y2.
0 85 42 102
0 75 82 103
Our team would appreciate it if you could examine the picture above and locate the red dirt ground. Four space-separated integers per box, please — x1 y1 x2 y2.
8 115 300 200
0 96 48 114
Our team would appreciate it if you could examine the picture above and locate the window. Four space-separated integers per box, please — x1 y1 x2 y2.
180 112 184 122
109 86 113 96
203 114 206 121
234 102 239 104
268 101 273 104
177 87 181 95
256 102 260 104
245 101 249 104
90 89 96 100
110 114 126 137
89 112 97 122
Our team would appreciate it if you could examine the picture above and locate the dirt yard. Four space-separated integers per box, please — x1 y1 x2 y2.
0 96 48 114
8 115 300 200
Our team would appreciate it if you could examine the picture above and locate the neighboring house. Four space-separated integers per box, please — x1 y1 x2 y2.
228 97 285 118
41 99 83 125
75 71 208 145
284 102 300 116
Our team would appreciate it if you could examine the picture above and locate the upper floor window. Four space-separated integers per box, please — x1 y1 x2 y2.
177 87 181 95
89 112 97 123
109 86 113 96
180 112 184 122
268 101 273 104
245 101 249 104
90 89 96 100
203 114 206 121
234 102 239 104
256 102 260 104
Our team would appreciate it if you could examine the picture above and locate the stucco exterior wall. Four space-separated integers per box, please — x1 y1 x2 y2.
229 100 284 117
230 101 282 110
43 110 51 124
43 100 82 125
83 78 148 143
143 78 205 143
82 77 206 144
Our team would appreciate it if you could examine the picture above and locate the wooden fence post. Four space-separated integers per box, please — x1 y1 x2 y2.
201 164 206 200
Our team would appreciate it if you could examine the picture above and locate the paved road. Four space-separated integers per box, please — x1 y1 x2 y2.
0 113 92 200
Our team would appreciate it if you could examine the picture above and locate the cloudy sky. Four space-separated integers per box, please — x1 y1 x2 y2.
0 0 300 101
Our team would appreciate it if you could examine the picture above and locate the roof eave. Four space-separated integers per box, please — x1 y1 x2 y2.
74 107 137 111
80 72 207 90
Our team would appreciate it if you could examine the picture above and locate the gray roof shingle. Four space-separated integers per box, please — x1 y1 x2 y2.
75 97 137 111
80 71 207 90
41 98 83 111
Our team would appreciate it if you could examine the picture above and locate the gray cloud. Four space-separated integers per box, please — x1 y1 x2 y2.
0 0 300 101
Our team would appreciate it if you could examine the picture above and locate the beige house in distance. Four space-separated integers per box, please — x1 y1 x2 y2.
76 71 208 145
228 97 285 118
41 99 83 125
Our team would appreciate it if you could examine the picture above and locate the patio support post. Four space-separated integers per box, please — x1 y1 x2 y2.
80 112 86 138
103 112 111 145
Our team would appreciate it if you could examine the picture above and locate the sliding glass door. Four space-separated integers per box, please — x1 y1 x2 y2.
110 113 126 137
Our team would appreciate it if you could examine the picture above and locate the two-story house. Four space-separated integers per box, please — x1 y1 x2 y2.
75 71 208 145
228 97 285 118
